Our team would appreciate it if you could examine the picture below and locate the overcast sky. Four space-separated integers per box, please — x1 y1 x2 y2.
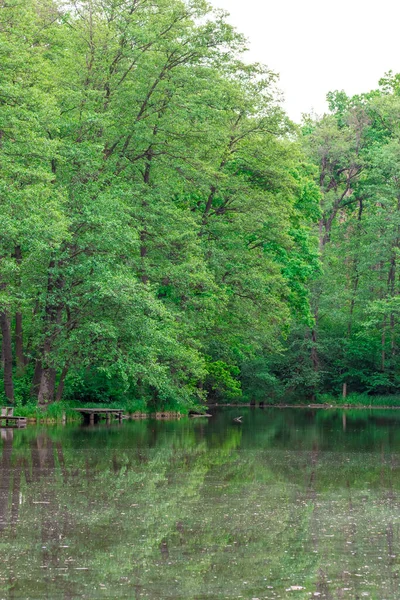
210 0 400 121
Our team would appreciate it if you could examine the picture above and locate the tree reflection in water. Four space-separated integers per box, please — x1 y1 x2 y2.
0 409 400 599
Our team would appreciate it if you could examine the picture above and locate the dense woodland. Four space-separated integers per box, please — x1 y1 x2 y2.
1 0 400 410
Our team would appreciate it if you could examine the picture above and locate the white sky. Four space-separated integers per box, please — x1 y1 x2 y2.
211 0 400 122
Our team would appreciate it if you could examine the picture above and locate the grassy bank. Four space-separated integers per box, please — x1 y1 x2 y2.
211 394 400 408
314 393 400 408
6 400 191 423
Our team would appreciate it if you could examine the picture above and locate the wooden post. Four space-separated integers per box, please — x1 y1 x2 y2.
90 413 94 426
106 413 111 425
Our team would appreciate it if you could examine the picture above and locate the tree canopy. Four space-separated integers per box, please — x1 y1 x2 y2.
0 0 319 410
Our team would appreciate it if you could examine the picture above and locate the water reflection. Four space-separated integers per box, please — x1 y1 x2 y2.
0 409 400 598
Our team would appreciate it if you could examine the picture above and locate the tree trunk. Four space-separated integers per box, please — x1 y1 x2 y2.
15 312 25 375
311 327 319 372
37 259 63 407
0 312 14 403
140 231 149 284
381 317 386 372
55 365 69 402
140 146 154 285
38 336 56 407
14 246 26 375
31 359 43 398
38 365 56 407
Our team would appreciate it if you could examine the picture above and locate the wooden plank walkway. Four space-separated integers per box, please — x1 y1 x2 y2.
72 408 125 425
0 408 27 428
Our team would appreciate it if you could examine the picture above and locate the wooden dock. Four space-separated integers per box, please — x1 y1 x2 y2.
72 408 125 425
0 408 27 428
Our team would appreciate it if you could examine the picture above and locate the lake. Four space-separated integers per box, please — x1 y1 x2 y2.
1 407 400 599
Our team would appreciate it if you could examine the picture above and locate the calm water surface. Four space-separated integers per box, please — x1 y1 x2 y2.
1 408 400 599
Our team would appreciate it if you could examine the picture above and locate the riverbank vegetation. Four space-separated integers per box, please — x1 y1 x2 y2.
1 0 400 410
276 78 400 401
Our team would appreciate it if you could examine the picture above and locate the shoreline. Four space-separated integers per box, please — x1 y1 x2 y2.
207 403 400 410
17 404 400 425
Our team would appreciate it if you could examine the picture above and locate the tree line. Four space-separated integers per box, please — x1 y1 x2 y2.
1 0 399 409
274 78 400 400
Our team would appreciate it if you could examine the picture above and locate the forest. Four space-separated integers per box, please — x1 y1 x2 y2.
1 0 400 411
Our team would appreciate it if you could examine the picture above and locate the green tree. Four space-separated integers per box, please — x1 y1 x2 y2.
0 0 320 409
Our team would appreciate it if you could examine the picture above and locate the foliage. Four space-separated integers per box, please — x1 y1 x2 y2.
0 0 319 410
271 78 400 399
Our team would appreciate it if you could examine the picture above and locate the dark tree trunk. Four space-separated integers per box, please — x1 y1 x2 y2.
37 259 63 407
388 253 397 360
14 246 26 375
15 312 25 375
140 145 154 285
55 365 69 402
140 232 149 284
381 317 386 373
31 359 43 398
38 339 56 408
311 324 319 372
38 368 57 407
0 312 14 403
